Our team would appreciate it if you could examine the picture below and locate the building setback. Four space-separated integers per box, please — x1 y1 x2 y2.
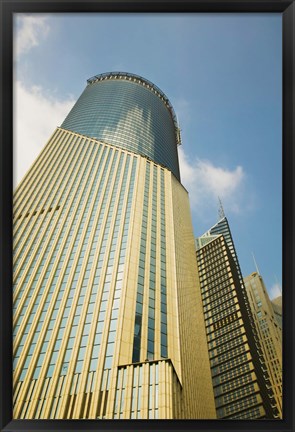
195 217 279 419
13 72 216 419
244 272 283 417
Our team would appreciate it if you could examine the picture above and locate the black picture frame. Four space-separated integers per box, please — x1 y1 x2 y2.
1 1 294 431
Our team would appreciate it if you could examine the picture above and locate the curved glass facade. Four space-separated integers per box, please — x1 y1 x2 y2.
61 72 181 180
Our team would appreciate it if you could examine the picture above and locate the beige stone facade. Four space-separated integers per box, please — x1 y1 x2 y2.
244 272 283 418
196 231 279 419
13 128 216 419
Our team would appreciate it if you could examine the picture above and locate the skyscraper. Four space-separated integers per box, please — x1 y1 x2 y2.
271 296 283 332
13 72 216 419
195 217 279 419
244 272 283 417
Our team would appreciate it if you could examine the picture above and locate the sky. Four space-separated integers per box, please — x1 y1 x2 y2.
13 13 282 299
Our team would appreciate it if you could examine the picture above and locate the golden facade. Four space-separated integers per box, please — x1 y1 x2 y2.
244 272 283 417
196 233 279 419
13 127 216 419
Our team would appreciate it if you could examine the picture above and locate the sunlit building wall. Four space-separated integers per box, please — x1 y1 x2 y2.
13 72 216 419
195 218 279 419
271 296 282 332
244 272 283 417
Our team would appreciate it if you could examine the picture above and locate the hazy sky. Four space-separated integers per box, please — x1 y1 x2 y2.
13 13 282 299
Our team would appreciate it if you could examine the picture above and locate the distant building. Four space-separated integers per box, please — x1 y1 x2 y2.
196 217 279 419
13 72 215 419
244 272 283 417
271 296 283 332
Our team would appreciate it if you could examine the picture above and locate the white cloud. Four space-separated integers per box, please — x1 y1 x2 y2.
268 282 282 300
14 81 75 188
15 15 50 58
178 146 245 218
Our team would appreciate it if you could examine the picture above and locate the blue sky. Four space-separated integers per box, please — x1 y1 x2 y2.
14 13 282 299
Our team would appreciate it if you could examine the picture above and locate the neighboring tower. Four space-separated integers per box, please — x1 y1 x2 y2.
201 216 240 273
195 217 279 419
13 72 215 419
271 296 283 332
244 272 283 417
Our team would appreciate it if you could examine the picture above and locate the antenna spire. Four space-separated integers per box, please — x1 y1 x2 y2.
218 196 225 220
252 252 260 275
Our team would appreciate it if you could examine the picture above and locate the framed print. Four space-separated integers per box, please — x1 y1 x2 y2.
1 1 294 431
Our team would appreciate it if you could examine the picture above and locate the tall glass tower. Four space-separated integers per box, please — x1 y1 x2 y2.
13 72 216 419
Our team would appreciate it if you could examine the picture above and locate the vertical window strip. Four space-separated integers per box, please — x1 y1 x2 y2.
97 369 110 419
132 162 150 363
101 156 130 372
130 366 138 418
113 368 123 418
147 166 157 360
129 364 143 419
148 363 155 419
119 367 127 418
13 381 23 407
85 371 94 395
160 171 167 358
137 365 142 418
